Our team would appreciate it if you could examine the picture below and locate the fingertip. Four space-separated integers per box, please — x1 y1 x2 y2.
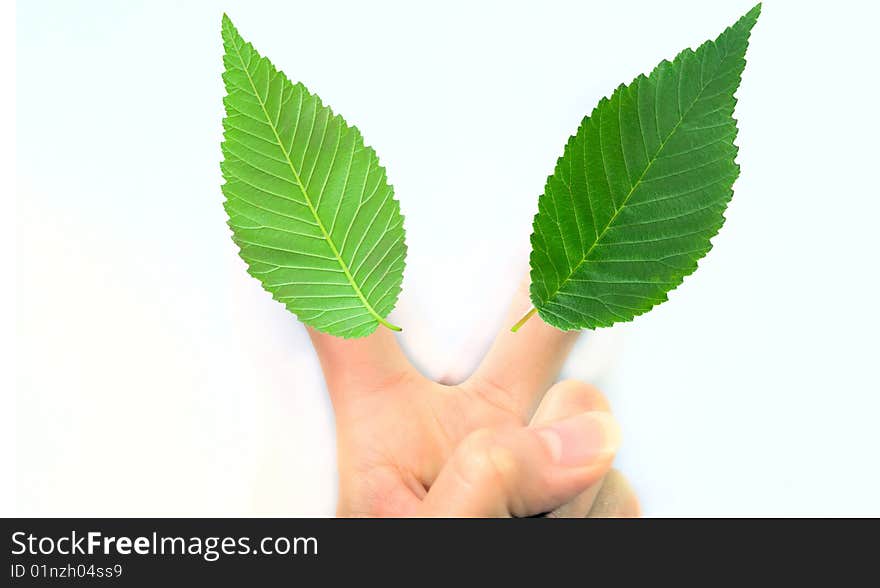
536 411 621 468
553 379 611 412
531 379 610 426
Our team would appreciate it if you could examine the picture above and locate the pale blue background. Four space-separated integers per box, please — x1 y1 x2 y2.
14 0 880 515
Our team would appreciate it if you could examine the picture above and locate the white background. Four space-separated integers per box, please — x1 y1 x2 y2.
10 0 880 516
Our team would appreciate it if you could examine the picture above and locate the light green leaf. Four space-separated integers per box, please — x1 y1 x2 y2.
220 15 406 338
520 4 760 332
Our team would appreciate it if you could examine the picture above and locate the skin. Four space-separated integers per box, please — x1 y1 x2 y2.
308 281 640 517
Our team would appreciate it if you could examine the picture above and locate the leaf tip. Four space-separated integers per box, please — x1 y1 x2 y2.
740 3 762 28
221 13 238 39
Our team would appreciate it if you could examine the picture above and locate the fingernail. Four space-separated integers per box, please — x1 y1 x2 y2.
537 412 621 467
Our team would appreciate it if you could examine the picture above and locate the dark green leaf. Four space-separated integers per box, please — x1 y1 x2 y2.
524 4 760 331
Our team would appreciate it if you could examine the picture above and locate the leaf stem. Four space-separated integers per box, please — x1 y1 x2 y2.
510 307 537 333
378 316 402 332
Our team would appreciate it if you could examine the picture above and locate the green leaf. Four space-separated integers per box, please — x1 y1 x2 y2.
520 4 760 332
220 15 406 338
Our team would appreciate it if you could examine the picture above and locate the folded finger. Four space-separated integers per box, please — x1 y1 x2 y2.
587 469 641 518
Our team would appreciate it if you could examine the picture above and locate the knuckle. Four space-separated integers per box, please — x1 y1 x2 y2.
454 429 518 487
487 445 519 481
463 374 526 423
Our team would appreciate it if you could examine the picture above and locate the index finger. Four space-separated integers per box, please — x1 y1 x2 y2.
465 277 581 419
308 326 416 412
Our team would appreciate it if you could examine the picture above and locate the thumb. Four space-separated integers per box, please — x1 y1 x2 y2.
417 411 621 517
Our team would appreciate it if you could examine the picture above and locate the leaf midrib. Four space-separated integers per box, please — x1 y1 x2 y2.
543 49 730 307
230 38 399 332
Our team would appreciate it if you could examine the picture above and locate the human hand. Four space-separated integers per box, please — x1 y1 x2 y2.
307 281 639 517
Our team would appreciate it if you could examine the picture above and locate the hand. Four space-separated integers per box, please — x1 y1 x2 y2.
307 281 640 517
